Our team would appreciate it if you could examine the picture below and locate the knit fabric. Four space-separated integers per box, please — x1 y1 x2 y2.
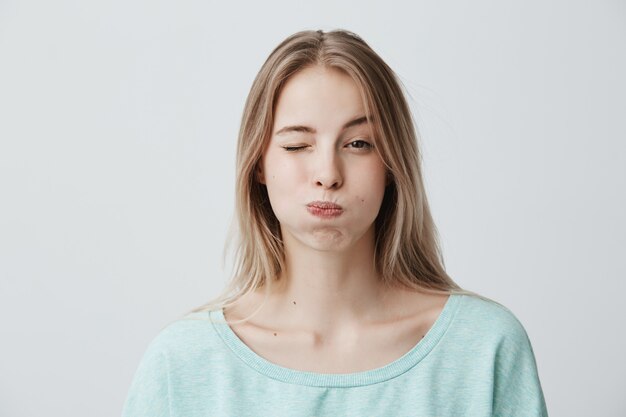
122 294 548 416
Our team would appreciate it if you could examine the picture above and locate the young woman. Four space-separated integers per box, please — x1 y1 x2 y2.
122 29 548 416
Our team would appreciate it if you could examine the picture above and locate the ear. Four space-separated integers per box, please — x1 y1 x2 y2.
256 164 266 185
385 171 392 186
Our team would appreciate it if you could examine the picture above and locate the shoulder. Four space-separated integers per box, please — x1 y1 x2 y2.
128 310 230 386
454 294 534 347
444 294 543 381
122 311 225 416
453 295 548 415
141 310 225 362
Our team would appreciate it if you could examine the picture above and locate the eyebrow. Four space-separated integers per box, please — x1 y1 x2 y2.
274 115 372 136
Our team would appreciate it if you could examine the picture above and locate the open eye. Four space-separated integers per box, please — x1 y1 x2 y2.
281 140 374 153
347 140 374 150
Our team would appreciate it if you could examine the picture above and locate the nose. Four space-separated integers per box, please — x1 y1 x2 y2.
313 148 343 190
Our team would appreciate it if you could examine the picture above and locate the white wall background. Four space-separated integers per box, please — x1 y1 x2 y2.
1 1 624 416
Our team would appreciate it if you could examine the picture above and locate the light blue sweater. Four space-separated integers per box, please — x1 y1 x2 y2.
122 294 548 416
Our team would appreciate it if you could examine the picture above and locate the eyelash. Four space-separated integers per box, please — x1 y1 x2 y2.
282 140 374 152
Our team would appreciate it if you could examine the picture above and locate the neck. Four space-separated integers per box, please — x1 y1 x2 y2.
260 224 397 340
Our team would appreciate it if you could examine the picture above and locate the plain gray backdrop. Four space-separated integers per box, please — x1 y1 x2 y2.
1 0 624 416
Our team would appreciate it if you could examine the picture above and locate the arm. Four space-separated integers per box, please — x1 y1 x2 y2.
121 341 171 417
492 316 549 417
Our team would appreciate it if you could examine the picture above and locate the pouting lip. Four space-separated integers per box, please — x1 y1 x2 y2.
306 200 343 210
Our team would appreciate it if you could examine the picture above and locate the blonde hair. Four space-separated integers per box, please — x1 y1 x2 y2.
188 28 489 325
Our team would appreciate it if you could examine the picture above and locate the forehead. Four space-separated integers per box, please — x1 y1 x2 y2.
272 66 367 131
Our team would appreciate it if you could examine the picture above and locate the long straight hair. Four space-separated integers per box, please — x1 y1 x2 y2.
189 29 489 324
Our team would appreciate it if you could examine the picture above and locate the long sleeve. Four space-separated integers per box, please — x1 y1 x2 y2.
122 340 171 417
492 316 548 416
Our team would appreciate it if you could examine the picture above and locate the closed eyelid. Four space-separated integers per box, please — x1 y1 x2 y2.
280 139 374 153
281 138 372 146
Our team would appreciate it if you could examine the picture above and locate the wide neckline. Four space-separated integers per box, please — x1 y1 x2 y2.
209 293 463 387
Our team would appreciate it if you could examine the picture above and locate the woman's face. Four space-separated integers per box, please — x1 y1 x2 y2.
257 65 388 252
